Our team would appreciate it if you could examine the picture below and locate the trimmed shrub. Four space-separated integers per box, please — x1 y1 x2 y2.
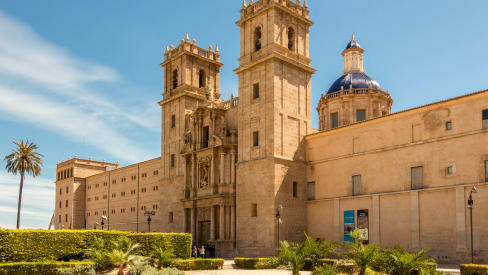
234 257 279 269
460 264 488 275
317 259 336 267
0 261 92 275
0 229 191 263
172 258 224 270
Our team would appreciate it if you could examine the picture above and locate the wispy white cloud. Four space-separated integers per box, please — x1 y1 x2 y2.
0 10 159 162
0 87 153 163
0 10 160 131
0 171 54 228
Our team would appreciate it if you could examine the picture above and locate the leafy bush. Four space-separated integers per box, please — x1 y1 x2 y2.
57 264 96 275
460 264 488 275
312 263 338 275
0 261 92 275
234 257 279 269
344 229 379 275
151 246 175 268
278 241 308 275
302 234 338 270
0 229 191 263
108 237 140 275
369 245 435 275
172 258 224 270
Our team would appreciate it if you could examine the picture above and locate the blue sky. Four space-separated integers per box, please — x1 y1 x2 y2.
0 0 487 229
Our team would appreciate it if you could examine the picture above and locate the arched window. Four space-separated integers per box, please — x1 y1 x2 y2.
172 69 178 89
199 69 206 88
287 27 295 51
254 26 262 52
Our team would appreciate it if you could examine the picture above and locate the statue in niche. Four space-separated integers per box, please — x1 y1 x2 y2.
199 162 209 189
206 85 215 103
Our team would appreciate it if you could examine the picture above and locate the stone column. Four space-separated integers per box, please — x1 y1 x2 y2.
230 150 236 185
455 186 467 253
210 155 214 192
219 205 225 240
410 191 420 250
191 207 196 242
372 195 380 244
220 151 225 184
333 199 340 242
210 206 215 241
225 154 230 185
230 205 236 241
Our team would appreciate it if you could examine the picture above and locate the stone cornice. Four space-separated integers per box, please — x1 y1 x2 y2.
307 182 488 203
234 50 316 74
236 2 313 27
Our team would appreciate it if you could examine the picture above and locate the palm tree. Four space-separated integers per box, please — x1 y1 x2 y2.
108 237 141 275
345 229 379 275
4 140 43 229
151 246 175 269
278 240 307 275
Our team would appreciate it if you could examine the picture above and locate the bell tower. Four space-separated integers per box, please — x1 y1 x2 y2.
234 0 315 256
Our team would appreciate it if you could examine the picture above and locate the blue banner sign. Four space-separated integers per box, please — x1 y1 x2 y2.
344 210 355 242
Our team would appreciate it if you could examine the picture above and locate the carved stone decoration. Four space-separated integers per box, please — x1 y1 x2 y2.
199 161 210 189
206 85 215 102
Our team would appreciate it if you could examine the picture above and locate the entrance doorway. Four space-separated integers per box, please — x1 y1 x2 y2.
198 221 211 245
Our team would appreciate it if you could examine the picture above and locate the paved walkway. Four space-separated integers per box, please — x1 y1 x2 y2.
184 260 461 275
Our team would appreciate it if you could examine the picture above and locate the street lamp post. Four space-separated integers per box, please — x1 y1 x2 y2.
275 205 283 247
101 216 107 230
467 186 477 264
144 211 155 233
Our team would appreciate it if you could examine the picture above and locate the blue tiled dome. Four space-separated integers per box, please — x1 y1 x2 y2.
346 39 361 50
328 72 381 94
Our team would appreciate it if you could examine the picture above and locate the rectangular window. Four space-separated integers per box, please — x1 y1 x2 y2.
203 126 209 148
483 109 488 129
253 131 259 147
65 200 68 207
446 166 453 175
253 83 260 99
331 113 339 129
65 214 68 222
59 201 62 209
251 203 258 217
307 182 316 200
411 166 424 190
171 114 176 128
485 160 488 182
292 181 298 198
59 188 62 195
168 212 174 223
352 175 362 196
356 109 366 122
171 153 176 167
66 187 69 193
58 215 61 223
446 121 452 131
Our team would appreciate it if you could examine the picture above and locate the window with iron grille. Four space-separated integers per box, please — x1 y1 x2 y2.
356 109 366 122
411 166 424 190
483 109 488 129
352 175 362 196
253 83 260 99
331 113 339 129
253 131 259 147
293 181 298 198
307 182 316 200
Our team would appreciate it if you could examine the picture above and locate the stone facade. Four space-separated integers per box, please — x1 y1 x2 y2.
54 0 488 262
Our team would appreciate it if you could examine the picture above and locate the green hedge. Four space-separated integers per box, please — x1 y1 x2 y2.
460 264 488 275
172 259 224 270
0 229 191 262
0 261 92 275
234 257 278 269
